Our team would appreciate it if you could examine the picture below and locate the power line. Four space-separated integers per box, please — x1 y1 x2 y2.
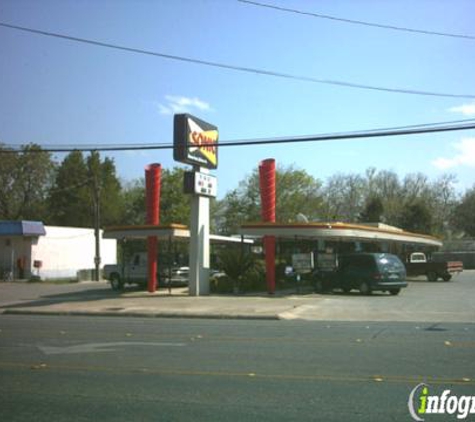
238 0 475 41
1 21 474 99
17 118 475 150
221 120 475 147
1 119 474 154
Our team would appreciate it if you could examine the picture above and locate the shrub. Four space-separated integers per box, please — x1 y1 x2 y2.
210 274 234 294
239 259 266 292
215 248 262 293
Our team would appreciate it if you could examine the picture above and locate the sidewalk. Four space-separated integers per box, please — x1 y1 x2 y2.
0 281 318 320
2 272 474 322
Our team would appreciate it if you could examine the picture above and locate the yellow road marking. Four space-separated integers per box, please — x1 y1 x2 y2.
0 361 473 385
3 331 475 351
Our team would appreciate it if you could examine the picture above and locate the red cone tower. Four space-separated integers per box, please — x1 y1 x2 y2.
259 159 276 294
145 163 161 293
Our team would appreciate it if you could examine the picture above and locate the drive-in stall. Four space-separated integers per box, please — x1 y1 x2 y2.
240 221 444 286
102 224 253 292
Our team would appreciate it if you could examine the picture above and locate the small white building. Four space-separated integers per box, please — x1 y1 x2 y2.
0 221 116 280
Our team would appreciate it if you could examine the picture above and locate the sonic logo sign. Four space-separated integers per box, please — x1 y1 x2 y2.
173 114 218 169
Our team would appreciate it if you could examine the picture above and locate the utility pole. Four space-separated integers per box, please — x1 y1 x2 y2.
93 178 101 281
90 151 101 282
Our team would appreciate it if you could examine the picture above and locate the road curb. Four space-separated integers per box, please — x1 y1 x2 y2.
2 308 280 321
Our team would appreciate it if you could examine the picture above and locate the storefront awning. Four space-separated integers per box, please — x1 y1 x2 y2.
0 220 46 237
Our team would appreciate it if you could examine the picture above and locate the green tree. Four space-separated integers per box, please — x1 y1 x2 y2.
48 151 123 227
365 169 403 226
160 167 191 225
276 166 323 222
121 179 146 226
217 165 460 237
0 144 55 221
396 172 457 236
359 196 384 223
452 185 475 237
87 152 124 226
399 201 434 234
217 165 323 234
401 173 432 203
120 167 192 226
321 173 365 221
0 145 21 219
48 150 90 226
217 177 261 235
428 174 458 237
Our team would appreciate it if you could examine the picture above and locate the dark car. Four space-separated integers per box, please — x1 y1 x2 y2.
314 253 408 295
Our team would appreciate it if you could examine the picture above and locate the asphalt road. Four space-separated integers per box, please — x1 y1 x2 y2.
1 315 474 421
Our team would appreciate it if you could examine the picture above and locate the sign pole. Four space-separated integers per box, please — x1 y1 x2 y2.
173 114 218 297
188 166 211 296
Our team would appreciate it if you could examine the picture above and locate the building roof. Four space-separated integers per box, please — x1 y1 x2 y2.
240 222 443 248
0 220 46 237
102 224 253 244
103 224 189 240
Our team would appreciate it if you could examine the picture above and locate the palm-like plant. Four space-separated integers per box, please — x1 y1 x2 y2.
218 248 255 292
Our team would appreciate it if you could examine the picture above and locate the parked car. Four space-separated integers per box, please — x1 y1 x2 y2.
163 266 189 287
313 253 407 295
404 252 463 281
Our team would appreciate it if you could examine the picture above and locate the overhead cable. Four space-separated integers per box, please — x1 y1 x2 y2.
18 118 475 150
0 21 474 99
238 0 475 41
1 119 475 154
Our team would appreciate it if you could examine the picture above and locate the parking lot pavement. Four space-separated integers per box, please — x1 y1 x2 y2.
0 280 110 308
279 270 475 322
0 271 474 322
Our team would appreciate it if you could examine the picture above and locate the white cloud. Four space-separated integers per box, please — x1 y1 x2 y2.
432 138 475 170
157 95 212 115
125 150 151 157
448 102 475 116
432 157 457 170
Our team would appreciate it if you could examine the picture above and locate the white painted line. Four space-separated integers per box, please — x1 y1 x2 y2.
38 341 186 355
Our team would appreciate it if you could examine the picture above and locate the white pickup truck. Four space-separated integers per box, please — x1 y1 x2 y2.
103 252 189 291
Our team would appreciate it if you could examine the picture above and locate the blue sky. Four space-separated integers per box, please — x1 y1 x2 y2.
1 0 474 198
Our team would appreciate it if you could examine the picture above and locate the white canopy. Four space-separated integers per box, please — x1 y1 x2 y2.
240 222 442 248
